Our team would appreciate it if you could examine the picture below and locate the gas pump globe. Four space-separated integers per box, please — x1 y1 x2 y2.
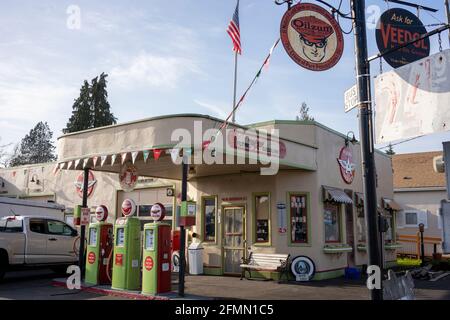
142 203 172 295
85 205 113 285
111 199 141 291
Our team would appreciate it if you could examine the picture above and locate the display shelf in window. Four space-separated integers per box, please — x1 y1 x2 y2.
256 219 269 242
384 242 402 250
323 244 353 254
290 194 308 243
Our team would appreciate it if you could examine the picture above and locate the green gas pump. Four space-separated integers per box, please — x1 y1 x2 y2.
142 203 172 295
85 205 113 285
111 199 142 291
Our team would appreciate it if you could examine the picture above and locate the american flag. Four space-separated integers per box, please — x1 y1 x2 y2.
227 0 241 55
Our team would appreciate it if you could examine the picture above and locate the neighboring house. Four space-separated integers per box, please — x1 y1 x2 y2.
393 151 447 255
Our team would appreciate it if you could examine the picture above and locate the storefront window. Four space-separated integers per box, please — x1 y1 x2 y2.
356 207 366 242
254 194 270 243
290 194 308 243
203 197 216 242
324 202 341 243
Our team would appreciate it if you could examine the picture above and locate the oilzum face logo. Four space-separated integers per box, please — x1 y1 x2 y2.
170 121 281 176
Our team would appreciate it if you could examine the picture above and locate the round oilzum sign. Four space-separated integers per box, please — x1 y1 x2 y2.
150 203 166 222
337 146 356 184
376 8 430 69
145 256 154 271
280 3 344 71
95 205 108 222
88 252 96 264
121 198 137 217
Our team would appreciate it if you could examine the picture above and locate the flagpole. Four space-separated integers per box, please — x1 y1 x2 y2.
232 51 238 123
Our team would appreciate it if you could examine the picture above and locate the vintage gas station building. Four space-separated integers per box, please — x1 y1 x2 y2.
0 114 399 280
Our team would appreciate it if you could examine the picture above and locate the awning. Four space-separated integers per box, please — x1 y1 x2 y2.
382 198 402 211
323 186 353 204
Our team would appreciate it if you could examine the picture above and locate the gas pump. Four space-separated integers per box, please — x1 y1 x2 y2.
142 203 172 295
85 205 113 285
111 199 141 291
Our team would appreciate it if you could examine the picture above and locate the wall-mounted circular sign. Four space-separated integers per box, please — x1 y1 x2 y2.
119 163 138 192
150 203 166 222
376 8 430 69
280 3 344 71
291 256 315 281
121 198 137 217
75 170 97 198
95 205 109 222
337 146 356 184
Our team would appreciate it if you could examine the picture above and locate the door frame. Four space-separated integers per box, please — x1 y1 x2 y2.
221 205 247 275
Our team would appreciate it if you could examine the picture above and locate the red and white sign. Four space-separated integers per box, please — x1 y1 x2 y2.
95 205 108 222
115 253 123 266
337 146 356 184
119 163 138 192
81 207 90 226
144 256 154 271
121 199 137 217
74 170 97 198
150 203 166 222
280 3 344 71
88 252 96 264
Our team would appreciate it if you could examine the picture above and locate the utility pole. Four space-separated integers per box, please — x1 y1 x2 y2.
445 0 450 45
178 159 188 297
79 167 89 279
350 0 383 300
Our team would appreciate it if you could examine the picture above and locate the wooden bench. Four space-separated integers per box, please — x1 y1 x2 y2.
240 252 290 281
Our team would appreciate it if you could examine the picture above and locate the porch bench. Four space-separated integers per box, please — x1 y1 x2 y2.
240 252 290 281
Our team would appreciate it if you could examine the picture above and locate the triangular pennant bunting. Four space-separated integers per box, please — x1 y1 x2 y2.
121 153 128 165
131 151 139 164
153 149 162 161
67 161 73 169
74 159 81 169
83 158 89 169
59 162 65 170
111 154 117 165
93 156 99 167
101 155 107 167
53 164 59 175
170 148 181 163
143 150 150 163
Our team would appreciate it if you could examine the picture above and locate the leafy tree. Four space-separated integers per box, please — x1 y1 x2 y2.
296 102 314 121
63 73 117 134
385 143 395 156
0 138 13 168
9 122 57 166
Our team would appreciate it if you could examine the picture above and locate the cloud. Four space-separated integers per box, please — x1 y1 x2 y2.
194 99 229 119
110 52 200 89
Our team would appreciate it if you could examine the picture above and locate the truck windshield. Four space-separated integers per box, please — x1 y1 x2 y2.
0 218 23 233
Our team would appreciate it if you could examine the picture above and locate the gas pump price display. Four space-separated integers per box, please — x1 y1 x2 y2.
173 304 274 318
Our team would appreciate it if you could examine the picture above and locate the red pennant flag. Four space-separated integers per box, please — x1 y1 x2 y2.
153 149 162 160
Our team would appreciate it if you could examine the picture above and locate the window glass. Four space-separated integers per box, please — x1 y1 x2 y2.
116 228 125 246
29 219 46 234
89 228 97 246
47 220 73 236
324 203 340 243
255 194 270 243
290 194 308 243
203 198 216 242
0 218 23 233
405 212 418 225
138 205 152 217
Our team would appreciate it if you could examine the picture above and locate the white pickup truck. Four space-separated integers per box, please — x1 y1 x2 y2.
0 215 79 280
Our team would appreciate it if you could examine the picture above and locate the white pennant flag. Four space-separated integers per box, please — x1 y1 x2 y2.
121 153 128 165
74 159 81 169
101 155 107 167
93 156 99 167
111 154 117 165
170 148 181 164
83 158 89 168
67 161 73 169
131 151 139 164
59 162 66 170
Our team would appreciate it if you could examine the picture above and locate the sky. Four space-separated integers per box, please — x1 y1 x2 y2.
0 0 450 158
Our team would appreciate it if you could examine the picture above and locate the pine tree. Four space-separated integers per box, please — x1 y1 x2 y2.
296 102 314 121
9 122 57 166
63 73 117 134
385 143 395 156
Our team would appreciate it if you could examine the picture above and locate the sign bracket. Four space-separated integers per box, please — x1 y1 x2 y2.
368 24 450 62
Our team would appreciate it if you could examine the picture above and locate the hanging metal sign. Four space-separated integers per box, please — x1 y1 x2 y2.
376 8 430 69
337 146 356 184
280 3 344 71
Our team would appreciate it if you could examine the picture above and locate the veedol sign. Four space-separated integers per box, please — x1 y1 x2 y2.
376 8 430 69
280 3 344 71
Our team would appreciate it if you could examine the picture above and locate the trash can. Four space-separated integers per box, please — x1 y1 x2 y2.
188 242 204 275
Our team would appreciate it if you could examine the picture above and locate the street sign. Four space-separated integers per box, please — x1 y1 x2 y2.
344 85 358 112
280 3 344 71
376 8 430 68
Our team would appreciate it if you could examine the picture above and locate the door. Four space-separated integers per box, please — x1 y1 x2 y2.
222 207 245 275
345 190 355 267
25 218 48 264
45 219 78 263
